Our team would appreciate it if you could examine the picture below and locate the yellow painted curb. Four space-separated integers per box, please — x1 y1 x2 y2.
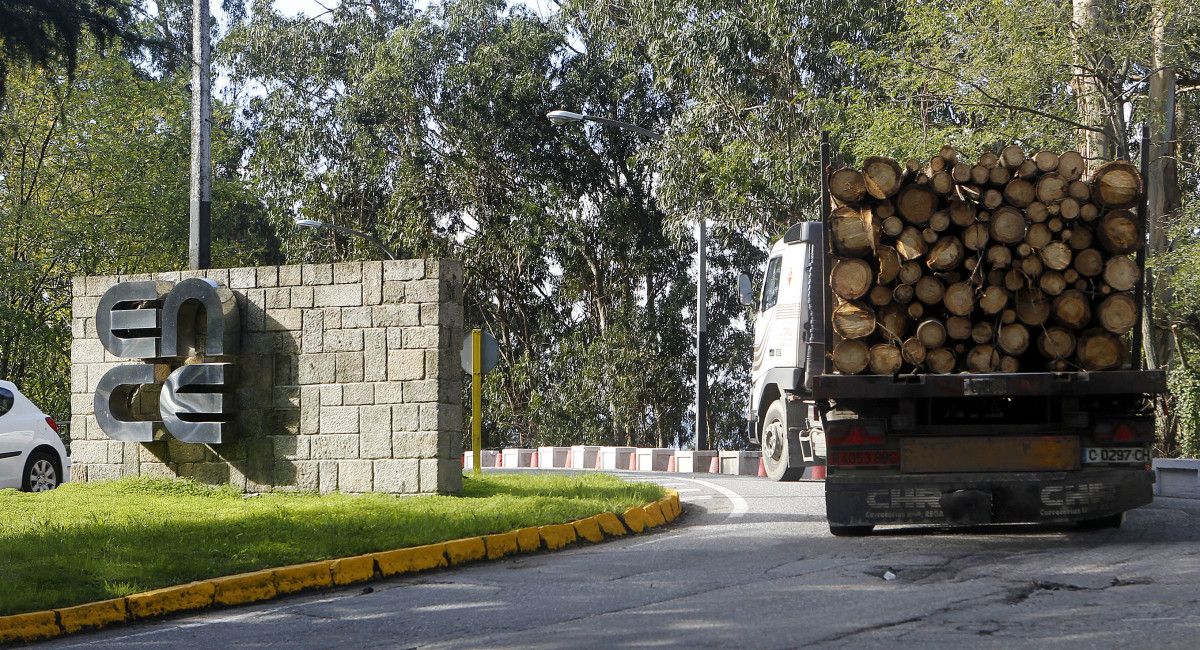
515 526 542 552
0 488 683 643
622 506 648 533
126 581 215 620
375 543 448 577
446 537 487 565
644 502 667 528
330 554 376 586
573 516 605 543
273 560 335 595
484 531 520 560
595 511 628 537
56 598 127 634
212 569 279 607
538 523 578 550
0 611 60 644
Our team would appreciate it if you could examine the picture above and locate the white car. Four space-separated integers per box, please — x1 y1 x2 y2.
0 381 70 491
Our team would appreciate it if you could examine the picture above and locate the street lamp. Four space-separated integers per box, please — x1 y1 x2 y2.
293 217 397 261
546 109 709 451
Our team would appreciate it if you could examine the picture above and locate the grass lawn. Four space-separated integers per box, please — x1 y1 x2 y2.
0 473 663 616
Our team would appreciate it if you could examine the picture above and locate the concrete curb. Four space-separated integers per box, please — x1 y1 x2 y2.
0 490 682 644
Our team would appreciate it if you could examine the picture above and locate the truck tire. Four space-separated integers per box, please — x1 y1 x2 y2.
761 400 804 482
829 524 875 537
1077 512 1124 530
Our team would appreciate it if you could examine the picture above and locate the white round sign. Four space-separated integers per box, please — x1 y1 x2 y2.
460 331 500 374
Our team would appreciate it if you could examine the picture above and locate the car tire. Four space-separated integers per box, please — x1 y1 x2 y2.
761 399 804 482
21 450 61 492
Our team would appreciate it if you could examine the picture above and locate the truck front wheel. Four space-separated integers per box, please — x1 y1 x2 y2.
761 400 804 482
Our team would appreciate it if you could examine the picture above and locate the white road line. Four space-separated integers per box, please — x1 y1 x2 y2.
673 488 701 493
655 476 750 519
683 495 712 501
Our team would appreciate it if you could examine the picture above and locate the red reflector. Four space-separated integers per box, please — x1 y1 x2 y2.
828 426 886 447
46 417 60 434
830 450 900 467
1094 420 1153 443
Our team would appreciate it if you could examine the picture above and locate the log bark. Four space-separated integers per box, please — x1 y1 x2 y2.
998 323 1031 355
971 321 994 344
1091 161 1142 208
895 226 928 260
1003 178 1036 207
971 164 989 185
967 345 1001 372
1039 270 1067 296
927 236 965 271
831 206 877 257
1076 329 1123 370
990 207 1027 244
979 285 1009 314
952 162 972 184
988 165 1011 187
1027 201 1049 223
1026 223 1052 249
1096 209 1141 254
1039 241 1073 271
833 339 870 374
927 348 956 373
901 337 927 365
946 316 973 340
863 156 904 199
1058 150 1086 181
1079 202 1099 221
897 184 937 225
893 283 915 304
1017 159 1038 178
878 304 910 340
1020 254 1044 279
963 223 990 251
979 151 999 169
829 168 867 204
877 245 901 284
917 319 947 349
983 188 1004 209
949 198 976 227
943 282 975 316
931 170 954 195
831 257 874 300
1098 292 1137 334
1015 288 1051 325
898 261 924 285
833 301 876 339
929 210 950 232
869 285 894 307
1073 248 1104 277
1000 144 1025 169
869 344 904 375
1052 289 1092 329
986 244 1013 269
907 302 925 320
1033 150 1060 172
1068 226 1093 250
915 276 946 305
1068 179 1091 201
939 145 959 164
1103 255 1139 292
1059 197 1080 220
882 216 904 237
1038 327 1076 360
1036 173 1069 203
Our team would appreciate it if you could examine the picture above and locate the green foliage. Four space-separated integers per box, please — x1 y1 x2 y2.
0 473 663 615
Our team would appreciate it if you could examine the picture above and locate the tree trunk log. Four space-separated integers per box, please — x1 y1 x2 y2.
946 316 973 340
967 345 1001 372
1033 150 1060 172
1098 292 1137 334
901 337 927 365
829 167 867 204
1036 172 1069 203
831 206 877 257
979 285 1009 314
1000 144 1025 169
1039 241 1073 271
1103 255 1139 292
833 301 876 339
832 339 870 374
943 282 975 316
1052 289 1092 329
927 348 956 373
1038 327 1077 360
927 236 965 271
863 156 904 199
990 207 1027 244
1015 288 1051 325
877 245 901 284
915 276 945 305
971 321 994 344
897 184 937 225
831 257 874 300
1096 209 1141 254
869 343 904 375
895 226 928 260
1091 161 1142 208
1039 270 1067 296
1058 150 1086 181
1003 178 1036 207
998 323 1031 355
1073 248 1104 277
917 318 947 349
1076 329 1123 370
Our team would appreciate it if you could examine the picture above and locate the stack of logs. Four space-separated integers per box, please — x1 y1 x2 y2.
827 144 1143 375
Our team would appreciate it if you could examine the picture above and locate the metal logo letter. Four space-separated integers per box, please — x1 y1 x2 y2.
159 363 237 444
95 281 172 359
161 278 240 358
94 364 161 442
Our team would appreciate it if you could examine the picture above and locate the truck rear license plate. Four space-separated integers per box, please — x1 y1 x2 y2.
1082 447 1147 464
901 436 1079 473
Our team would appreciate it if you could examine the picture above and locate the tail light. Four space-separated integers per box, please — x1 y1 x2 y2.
1094 419 1153 443
829 449 901 467
826 420 887 447
46 417 60 434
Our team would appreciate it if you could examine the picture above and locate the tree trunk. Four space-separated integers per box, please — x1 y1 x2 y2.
1071 0 1113 170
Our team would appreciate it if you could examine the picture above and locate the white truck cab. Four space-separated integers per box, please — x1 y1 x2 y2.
743 221 827 480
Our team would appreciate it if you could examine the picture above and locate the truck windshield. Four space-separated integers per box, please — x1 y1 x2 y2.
761 256 782 311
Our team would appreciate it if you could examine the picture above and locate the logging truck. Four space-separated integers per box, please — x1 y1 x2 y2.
744 133 1163 536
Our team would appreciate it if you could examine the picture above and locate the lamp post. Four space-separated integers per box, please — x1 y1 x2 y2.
546 110 709 451
189 0 211 270
294 217 397 261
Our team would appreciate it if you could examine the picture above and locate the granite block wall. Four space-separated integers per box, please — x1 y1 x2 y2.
68 259 464 494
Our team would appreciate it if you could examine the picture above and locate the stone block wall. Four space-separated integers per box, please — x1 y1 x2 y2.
68 259 464 494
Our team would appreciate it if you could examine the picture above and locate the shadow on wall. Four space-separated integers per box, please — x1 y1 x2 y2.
140 287 297 490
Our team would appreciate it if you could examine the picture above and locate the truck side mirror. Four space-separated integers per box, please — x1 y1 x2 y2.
738 273 754 306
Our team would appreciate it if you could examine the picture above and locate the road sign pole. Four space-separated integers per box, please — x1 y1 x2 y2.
471 328 483 475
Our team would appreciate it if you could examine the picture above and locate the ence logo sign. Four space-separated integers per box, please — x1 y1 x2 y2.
93 278 240 444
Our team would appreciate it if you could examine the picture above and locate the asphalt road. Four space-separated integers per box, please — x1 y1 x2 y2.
46 471 1200 649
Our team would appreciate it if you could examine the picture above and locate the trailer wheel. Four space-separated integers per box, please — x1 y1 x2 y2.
828 524 874 537
1077 512 1124 530
761 400 803 482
